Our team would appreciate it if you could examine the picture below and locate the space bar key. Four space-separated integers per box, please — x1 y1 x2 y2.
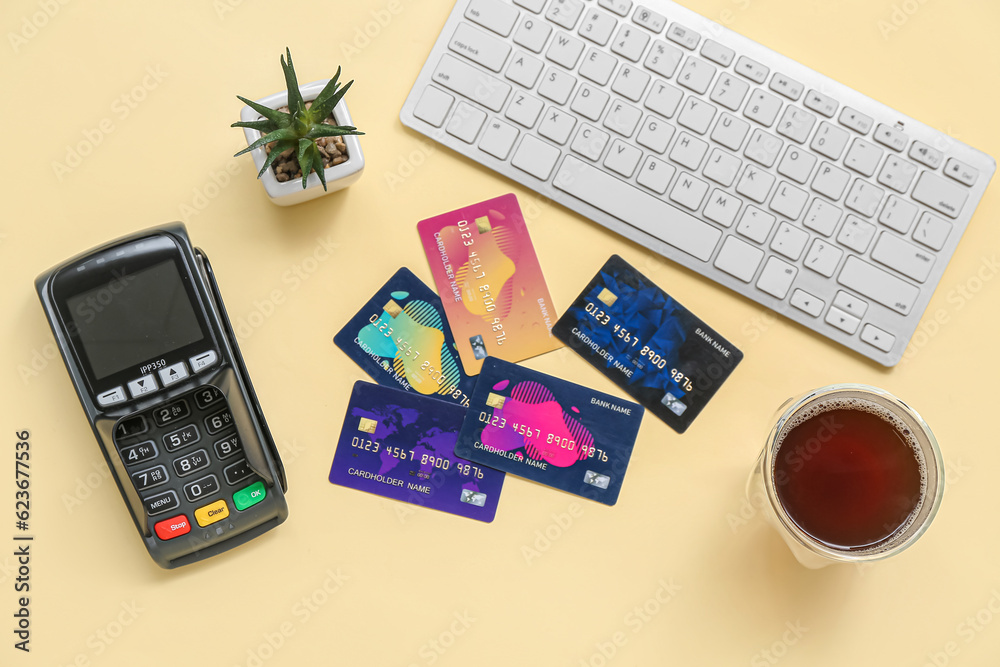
553 156 722 262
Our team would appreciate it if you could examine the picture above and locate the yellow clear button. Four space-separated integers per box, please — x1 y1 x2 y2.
195 499 230 527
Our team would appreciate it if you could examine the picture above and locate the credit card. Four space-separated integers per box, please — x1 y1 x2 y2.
552 255 743 433
455 358 642 506
329 381 505 522
334 268 475 408
417 193 561 375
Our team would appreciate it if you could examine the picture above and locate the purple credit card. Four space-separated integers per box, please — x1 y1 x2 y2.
329 381 505 522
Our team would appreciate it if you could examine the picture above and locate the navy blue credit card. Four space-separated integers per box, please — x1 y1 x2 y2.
329 381 505 522
455 358 643 506
334 268 475 408
551 255 743 433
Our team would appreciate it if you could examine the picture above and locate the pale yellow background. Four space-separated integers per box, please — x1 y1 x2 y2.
1 0 998 665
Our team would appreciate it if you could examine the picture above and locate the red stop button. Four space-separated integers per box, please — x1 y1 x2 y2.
155 514 192 540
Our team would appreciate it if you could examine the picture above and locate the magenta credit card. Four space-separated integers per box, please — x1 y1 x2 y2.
329 381 505 522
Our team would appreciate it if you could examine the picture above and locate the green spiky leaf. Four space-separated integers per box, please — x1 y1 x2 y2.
281 48 305 115
257 139 296 178
304 124 363 140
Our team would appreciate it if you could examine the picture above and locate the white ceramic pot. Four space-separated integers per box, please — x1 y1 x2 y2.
238 78 365 207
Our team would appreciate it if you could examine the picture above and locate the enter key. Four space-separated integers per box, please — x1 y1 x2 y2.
870 232 935 283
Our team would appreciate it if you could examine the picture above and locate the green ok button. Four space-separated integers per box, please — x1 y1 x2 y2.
233 481 266 511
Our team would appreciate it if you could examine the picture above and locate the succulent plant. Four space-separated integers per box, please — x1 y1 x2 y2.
233 48 363 190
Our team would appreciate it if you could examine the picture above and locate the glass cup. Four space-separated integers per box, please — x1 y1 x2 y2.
747 384 944 568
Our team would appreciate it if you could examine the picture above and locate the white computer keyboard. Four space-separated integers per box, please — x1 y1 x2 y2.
400 0 995 366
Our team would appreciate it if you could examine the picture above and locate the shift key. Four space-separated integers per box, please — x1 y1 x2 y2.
433 54 511 112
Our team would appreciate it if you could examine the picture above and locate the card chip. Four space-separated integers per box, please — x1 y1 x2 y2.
597 288 618 307
460 489 487 507
584 470 611 489
357 418 378 434
475 216 492 234
661 392 687 416
383 300 403 318
485 393 506 409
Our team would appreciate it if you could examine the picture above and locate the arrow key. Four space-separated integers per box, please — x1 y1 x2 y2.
127 374 158 399
158 361 190 387
790 288 824 318
861 324 895 353
825 306 860 335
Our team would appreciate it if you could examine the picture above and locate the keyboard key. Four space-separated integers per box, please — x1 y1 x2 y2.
578 8 617 45
810 121 849 160
736 206 775 244
913 212 951 251
505 91 545 127
811 162 850 200
546 32 586 68
479 118 519 159
790 289 824 317
636 114 675 153
677 97 716 135
514 14 552 52
538 66 577 104
768 73 803 101
636 155 676 193
769 221 809 260
599 0 632 16
611 24 650 61
769 181 808 220
579 47 618 84
644 40 683 78
735 164 775 203
878 195 918 233
944 158 978 186
860 324 895 353
876 154 917 193
870 232 935 282
710 113 750 151
506 51 544 87
803 198 841 236
466 0 520 36
538 106 577 143
714 236 764 282
873 123 908 152
570 83 610 121
570 123 611 160
702 148 741 186
433 54 511 112
776 146 817 184
512 135 561 179
669 132 708 170
756 256 797 298
845 179 884 217
644 80 683 118
734 56 768 84
912 171 968 218
775 106 816 144
825 306 860 335
611 64 651 101
803 89 838 117
804 239 843 277
836 214 876 253
451 23 511 72
844 138 884 177
744 129 782 168
604 99 642 136
704 189 742 227
632 5 666 32
700 39 735 66
743 89 782 127
838 256 918 315
668 172 709 210
554 156 722 261
838 106 873 134
908 140 943 169
832 290 868 318
666 23 700 50
604 139 643 177
546 0 585 30
709 73 749 111
677 57 717 94
412 86 454 127
446 102 487 142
